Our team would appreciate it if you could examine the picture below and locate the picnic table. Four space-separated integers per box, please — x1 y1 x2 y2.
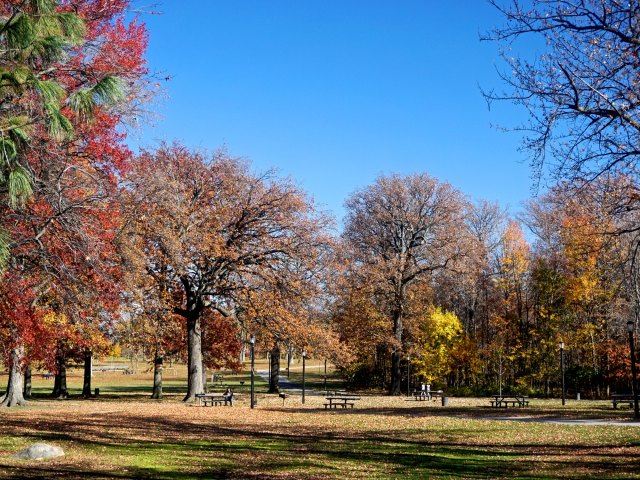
611 393 638 409
195 393 233 407
324 395 361 409
411 389 444 400
489 394 529 408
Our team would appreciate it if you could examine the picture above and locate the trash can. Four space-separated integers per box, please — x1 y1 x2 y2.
94 388 99 397
576 392 580 401
441 396 448 407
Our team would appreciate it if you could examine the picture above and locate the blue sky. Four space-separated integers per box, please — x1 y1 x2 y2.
129 1 535 224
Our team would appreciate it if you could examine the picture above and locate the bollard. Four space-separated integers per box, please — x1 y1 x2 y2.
441 396 448 407
94 388 99 397
576 392 580 401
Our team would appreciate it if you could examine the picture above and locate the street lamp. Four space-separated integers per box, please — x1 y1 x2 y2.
250 335 256 409
559 341 565 406
407 356 411 396
627 320 639 419
302 350 307 404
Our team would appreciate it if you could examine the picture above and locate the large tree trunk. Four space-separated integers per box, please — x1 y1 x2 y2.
202 368 209 394
268 343 280 393
23 366 32 399
184 313 204 402
52 350 68 399
82 349 92 398
389 306 404 395
1 347 27 407
390 351 402 395
151 352 163 399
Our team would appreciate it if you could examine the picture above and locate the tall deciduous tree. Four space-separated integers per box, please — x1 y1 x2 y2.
0 0 149 407
485 0 640 185
122 144 334 402
342 173 469 394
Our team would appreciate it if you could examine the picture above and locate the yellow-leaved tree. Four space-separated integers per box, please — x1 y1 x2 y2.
413 307 463 384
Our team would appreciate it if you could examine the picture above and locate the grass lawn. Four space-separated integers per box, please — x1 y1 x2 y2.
1 364 639 479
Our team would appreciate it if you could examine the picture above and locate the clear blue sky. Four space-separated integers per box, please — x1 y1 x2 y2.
128 1 534 225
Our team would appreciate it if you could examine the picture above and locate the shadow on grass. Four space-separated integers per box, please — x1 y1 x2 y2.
3 408 640 479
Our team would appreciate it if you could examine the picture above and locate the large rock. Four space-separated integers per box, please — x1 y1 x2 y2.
12 443 65 460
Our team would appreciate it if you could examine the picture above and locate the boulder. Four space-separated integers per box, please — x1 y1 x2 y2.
12 443 64 461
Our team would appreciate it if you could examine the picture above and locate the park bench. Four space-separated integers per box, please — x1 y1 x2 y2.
611 393 637 409
489 394 529 408
196 393 233 407
324 395 361 409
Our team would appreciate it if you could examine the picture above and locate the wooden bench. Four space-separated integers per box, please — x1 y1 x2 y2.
196 393 233 406
324 396 360 409
611 394 637 409
411 389 429 400
490 395 529 408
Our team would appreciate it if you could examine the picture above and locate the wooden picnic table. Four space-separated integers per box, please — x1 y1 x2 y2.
611 393 638 409
490 394 529 408
195 393 233 407
324 396 361 409
411 389 444 401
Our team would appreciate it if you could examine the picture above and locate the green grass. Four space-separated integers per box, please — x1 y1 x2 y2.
2 366 640 479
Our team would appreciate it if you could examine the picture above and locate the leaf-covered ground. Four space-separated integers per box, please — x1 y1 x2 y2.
1 386 639 480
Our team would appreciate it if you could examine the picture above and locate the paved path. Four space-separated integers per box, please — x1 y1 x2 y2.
478 416 640 427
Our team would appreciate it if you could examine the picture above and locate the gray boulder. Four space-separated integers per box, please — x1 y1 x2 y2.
12 443 64 460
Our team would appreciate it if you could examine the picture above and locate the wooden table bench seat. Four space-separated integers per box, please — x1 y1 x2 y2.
324 396 360 409
611 394 637 409
490 395 529 408
196 393 233 406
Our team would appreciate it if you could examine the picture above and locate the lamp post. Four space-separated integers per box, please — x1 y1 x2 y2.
250 335 256 409
302 350 307 404
407 356 411 396
627 320 639 419
324 358 327 393
559 341 565 406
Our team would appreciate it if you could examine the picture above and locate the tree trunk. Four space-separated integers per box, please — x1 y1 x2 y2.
389 305 404 395
287 345 293 378
184 313 204 402
1 347 27 407
202 367 209 394
390 351 402 395
23 366 32 399
52 350 68 399
151 353 163 399
82 349 92 398
268 343 280 393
